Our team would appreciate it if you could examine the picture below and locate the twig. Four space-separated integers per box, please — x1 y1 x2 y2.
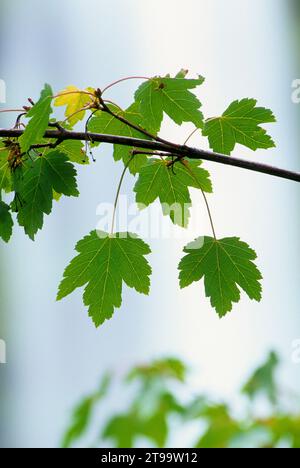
0 128 299 183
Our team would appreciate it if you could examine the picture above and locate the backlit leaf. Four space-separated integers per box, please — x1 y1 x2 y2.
134 75 204 133
89 103 150 174
19 84 53 153
203 99 276 154
57 231 152 327
54 85 95 125
59 140 88 165
0 201 13 242
179 236 262 317
13 151 79 240
134 158 212 227
0 141 12 192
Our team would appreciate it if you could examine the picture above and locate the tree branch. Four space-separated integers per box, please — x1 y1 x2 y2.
0 128 299 183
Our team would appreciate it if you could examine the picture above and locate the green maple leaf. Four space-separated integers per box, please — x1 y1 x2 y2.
134 75 204 133
178 236 262 317
0 141 12 192
0 201 13 242
89 103 150 174
134 159 212 227
203 98 276 154
13 151 79 240
58 140 89 165
57 230 152 327
19 84 53 153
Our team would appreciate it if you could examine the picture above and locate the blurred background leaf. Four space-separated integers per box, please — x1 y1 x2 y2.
62 352 300 448
62 372 111 448
242 351 279 405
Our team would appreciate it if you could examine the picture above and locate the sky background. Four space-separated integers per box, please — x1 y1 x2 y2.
0 0 299 448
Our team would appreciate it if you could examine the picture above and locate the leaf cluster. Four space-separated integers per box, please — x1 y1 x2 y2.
0 72 277 325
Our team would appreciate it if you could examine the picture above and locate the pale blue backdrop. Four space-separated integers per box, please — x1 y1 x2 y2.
0 0 299 448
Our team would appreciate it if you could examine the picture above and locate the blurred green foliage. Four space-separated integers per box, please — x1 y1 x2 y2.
242 351 279 404
62 354 300 449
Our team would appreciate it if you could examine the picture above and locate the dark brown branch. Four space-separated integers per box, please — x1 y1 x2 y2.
0 128 299 183
99 98 176 147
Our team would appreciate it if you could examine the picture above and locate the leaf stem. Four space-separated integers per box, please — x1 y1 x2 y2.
183 128 199 145
84 110 99 160
201 190 217 239
101 76 150 95
99 99 157 141
182 161 217 239
110 155 134 236
102 100 123 112
0 109 25 113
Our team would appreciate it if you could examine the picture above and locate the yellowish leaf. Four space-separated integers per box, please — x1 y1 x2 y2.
54 86 95 125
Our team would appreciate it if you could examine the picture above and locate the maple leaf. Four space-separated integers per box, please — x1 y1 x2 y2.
19 84 53 153
57 230 152 327
134 159 212 227
202 98 276 154
54 85 95 125
0 142 12 192
0 201 13 242
13 151 79 240
178 236 262 317
88 103 150 174
59 140 89 165
134 75 204 134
